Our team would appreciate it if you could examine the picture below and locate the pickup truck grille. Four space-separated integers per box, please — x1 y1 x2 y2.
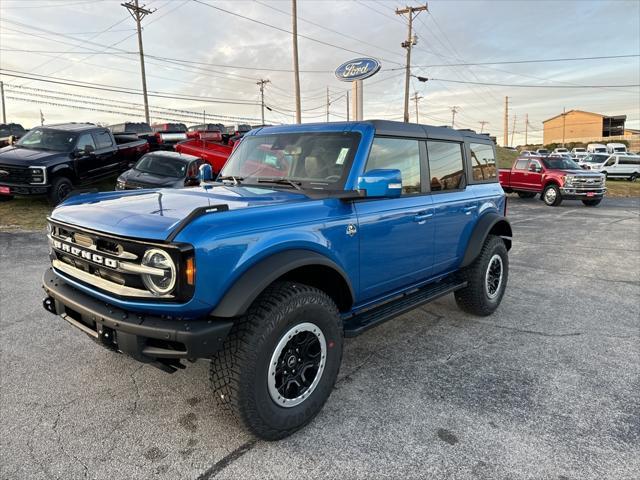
569 176 605 191
0 164 31 184
47 221 175 299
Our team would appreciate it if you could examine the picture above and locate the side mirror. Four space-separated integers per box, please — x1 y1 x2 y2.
357 169 402 198
127 162 135 169
199 163 213 182
83 144 95 156
529 164 540 173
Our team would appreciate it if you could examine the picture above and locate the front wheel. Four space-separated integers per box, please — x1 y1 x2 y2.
582 199 602 207
542 184 562 206
48 176 73 206
209 282 343 440
455 235 509 316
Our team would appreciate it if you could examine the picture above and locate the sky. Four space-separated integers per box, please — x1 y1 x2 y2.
0 0 639 146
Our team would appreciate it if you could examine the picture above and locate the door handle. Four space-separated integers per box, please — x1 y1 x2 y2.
414 212 433 222
462 206 477 215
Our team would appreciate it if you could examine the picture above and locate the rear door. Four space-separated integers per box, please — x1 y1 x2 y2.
427 140 478 274
91 129 119 177
509 159 530 189
355 136 434 301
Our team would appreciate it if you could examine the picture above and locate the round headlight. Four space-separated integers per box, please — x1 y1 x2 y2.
141 249 176 295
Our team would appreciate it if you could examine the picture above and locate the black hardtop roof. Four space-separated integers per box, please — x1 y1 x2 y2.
39 122 100 132
365 119 492 142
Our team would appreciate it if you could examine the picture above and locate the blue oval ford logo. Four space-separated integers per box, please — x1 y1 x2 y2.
335 58 381 82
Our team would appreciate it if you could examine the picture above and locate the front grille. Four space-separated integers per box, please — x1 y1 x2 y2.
0 164 31 184
48 221 173 299
569 176 605 191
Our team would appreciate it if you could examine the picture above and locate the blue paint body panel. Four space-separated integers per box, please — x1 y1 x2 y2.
48 121 507 320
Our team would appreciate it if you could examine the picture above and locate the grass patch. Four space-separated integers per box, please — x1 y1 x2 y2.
0 177 116 231
496 147 519 169
604 179 640 198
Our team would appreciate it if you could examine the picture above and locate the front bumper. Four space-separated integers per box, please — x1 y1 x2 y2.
560 187 606 200
0 183 50 196
42 268 233 371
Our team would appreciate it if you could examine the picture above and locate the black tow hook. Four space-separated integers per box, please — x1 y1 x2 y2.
43 296 57 315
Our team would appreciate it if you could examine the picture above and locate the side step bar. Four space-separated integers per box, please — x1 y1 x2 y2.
343 278 467 337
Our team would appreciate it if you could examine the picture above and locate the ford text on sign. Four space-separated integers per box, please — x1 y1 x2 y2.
335 58 381 82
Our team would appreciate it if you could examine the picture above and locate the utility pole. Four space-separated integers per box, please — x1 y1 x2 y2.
122 0 154 124
326 87 330 122
450 106 459 128
256 79 270 125
510 113 517 148
396 4 428 123
412 92 423 123
346 90 349 121
0 81 6 123
291 0 301 123
524 113 529 145
561 107 566 147
479 120 488 133
503 96 509 147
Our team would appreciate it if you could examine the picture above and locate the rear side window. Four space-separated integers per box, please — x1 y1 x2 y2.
469 143 497 181
93 130 113 149
619 156 640 165
514 159 528 170
365 137 421 194
426 141 465 191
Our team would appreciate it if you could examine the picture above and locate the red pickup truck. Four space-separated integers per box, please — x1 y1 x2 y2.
499 156 606 206
174 131 234 173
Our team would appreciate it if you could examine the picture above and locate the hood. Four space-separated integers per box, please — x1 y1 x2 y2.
557 169 603 176
50 184 308 240
0 145 68 166
120 168 184 188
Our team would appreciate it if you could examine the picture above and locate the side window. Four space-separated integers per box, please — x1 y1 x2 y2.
514 159 528 170
365 137 421 194
77 133 96 151
469 142 497 181
426 141 465 191
604 157 616 167
93 130 113 149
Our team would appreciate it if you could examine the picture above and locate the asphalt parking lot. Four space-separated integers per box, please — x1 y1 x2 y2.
1 196 639 480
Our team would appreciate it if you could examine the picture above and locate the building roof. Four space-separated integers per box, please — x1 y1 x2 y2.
542 110 604 123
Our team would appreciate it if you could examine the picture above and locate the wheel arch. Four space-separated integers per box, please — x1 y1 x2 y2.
460 213 512 269
210 249 355 318
49 164 77 183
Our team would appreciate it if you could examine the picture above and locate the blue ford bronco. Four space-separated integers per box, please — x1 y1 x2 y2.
42 120 512 439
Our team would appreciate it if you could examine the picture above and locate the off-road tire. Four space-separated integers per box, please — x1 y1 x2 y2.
542 184 562 206
455 235 508 316
582 199 602 207
517 191 536 199
48 176 73 206
209 281 343 440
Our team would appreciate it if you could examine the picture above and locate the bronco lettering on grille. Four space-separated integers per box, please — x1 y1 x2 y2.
52 239 118 268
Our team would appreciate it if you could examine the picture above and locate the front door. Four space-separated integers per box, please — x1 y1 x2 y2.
355 137 434 302
523 159 543 190
74 132 98 181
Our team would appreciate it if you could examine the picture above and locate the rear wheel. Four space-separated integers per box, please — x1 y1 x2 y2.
542 184 562 206
517 191 536 199
48 176 73 206
455 235 509 316
209 282 343 440
582 199 602 207
629 173 638 182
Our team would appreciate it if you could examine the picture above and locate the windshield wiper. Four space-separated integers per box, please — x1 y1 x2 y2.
257 178 303 191
217 175 244 185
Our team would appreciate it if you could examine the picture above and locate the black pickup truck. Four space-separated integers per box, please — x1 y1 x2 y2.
0 123 149 204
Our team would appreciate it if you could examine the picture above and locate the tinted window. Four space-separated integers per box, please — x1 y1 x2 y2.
469 143 497 181
514 159 529 170
93 130 113 149
427 141 465 191
365 137 421 194
619 156 640 165
77 133 96 150
135 155 188 178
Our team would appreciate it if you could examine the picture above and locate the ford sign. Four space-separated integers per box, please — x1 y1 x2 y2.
335 58 381 82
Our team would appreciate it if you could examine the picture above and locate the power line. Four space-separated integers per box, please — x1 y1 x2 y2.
429 77 640 89
405 54 640 68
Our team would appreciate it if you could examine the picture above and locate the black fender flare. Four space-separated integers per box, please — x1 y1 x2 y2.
210 249 355 318
49 164 76 182
460 213 512 268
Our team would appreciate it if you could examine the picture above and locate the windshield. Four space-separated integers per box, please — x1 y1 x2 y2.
219 132 361 189
15 128 77 152
134 155 188 178
542 157 580 169
538 149 549 154
583 154 610 164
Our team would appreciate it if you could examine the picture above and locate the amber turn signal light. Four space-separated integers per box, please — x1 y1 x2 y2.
185 257 195 286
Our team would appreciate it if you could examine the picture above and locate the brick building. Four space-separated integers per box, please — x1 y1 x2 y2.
543 110 626 145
